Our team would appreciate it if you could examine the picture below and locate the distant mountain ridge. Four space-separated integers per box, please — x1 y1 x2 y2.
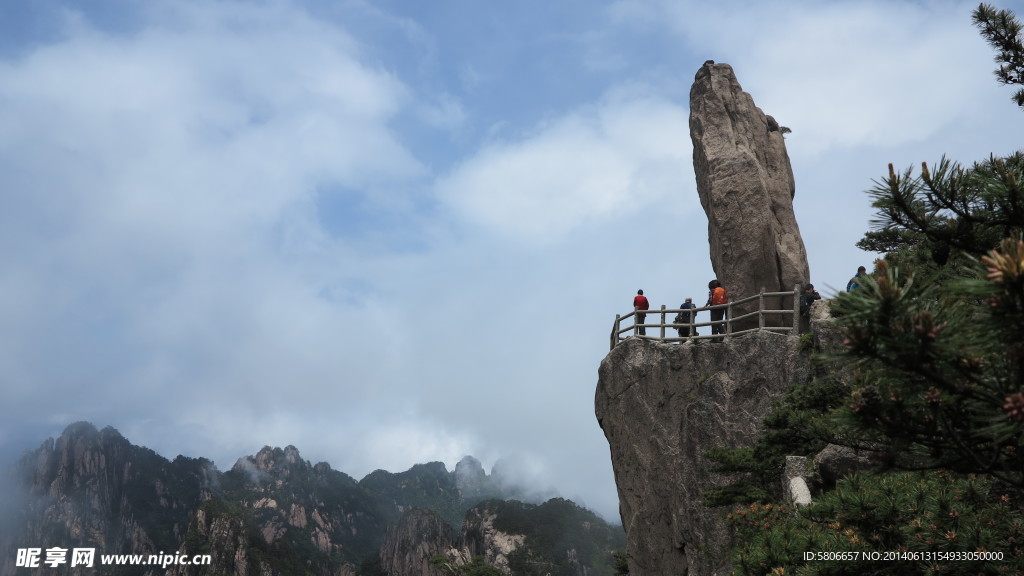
0 422 624 575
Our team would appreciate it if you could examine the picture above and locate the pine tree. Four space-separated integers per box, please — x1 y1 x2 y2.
974 3 1024 109
835 2 1024 487
718 6 1024 573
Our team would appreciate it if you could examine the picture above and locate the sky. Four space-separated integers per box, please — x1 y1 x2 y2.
1 0 1022 523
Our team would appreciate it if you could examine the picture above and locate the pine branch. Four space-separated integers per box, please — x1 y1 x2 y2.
973 3 1024 109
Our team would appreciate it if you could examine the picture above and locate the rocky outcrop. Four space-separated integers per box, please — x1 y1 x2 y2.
809 298 845 352
462 506 525 574
596 332 811 576
379 508 453 576
0 422 211 576
207 445 385 571
690 61 810 327
813 444 880 490
166 504 266 576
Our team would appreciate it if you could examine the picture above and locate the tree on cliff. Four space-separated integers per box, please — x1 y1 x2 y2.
835 248 1024 486
855 152 1024 286
720 4 1024 573
858 1 1024 279
838 1 1024 481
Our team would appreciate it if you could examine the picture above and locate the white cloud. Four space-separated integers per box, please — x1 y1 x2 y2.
611 0 1002 155
436 86 690 243
0 0 426 454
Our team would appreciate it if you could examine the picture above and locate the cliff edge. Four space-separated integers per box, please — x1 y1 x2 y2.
596 332 812 575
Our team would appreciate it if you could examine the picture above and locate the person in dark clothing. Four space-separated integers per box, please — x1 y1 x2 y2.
633 289 650 336
705 280 728 340
847 266 867 292
675 297 697 338
800 283 821 316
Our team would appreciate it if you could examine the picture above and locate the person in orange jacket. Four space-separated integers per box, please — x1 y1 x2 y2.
705 279 728 339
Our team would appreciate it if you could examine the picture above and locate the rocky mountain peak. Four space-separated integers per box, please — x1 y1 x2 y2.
232 445 313 485
454 455 487 494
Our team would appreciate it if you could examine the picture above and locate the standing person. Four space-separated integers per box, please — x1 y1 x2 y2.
800 283 821 316
705 280 728 340
847 266 867 292
633 289 650 336
675 297 698 338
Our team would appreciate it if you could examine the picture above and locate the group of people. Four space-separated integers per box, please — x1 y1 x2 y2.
632 266 869 341
632 279 729 339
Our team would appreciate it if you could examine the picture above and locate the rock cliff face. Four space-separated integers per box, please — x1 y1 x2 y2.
596 332 811 575
379 508 453 576
0 422 211 576
182 444 386 574
690 61 810 326
460 505 526 573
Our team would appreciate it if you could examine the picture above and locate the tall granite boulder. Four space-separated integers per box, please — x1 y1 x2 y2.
690 61 810 328
596 333 811 575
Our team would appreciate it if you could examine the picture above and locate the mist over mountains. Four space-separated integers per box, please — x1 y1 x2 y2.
0 422 624 575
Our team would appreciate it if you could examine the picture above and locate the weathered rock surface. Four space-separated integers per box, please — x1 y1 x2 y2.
379 508 453 576
0 422 209 576
596 332 811 576
461 506 525 574
690 61 810 327
809 298 845 353
813 444 880 490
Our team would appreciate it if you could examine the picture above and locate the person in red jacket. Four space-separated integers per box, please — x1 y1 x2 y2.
633 289 650 336
705 279 728 340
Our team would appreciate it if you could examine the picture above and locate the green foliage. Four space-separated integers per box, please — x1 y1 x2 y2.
798 332 815 352
858 152 1024 287
831 249 1024 487
729 471 1023 575
612 550 630 575
702 374 848 507
360 462 468 528
486 498 626 576
430 555 504 576
206 451 387 572
974 3 1024 109
839 8 1024 486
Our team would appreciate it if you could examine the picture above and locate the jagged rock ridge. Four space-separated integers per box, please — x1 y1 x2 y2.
0 423 624 576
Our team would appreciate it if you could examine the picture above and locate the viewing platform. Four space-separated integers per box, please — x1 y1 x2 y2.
610 286 803 350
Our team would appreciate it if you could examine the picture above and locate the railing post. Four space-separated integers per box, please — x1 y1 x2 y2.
792 284 801 335
758 287 765 331
660 305 666 340
633 307 639 337
612 314 621 350
726 301 733 337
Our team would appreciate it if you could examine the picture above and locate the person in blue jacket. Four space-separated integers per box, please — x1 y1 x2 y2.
675 297 697 338
847 266 867 291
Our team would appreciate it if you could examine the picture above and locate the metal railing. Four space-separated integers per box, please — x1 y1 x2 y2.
610 286 802 350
